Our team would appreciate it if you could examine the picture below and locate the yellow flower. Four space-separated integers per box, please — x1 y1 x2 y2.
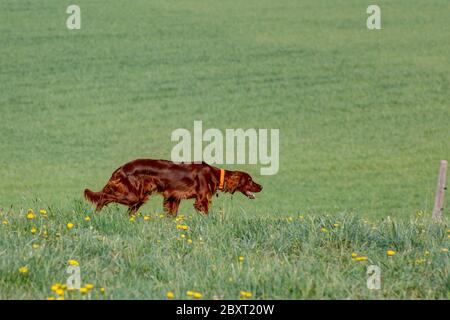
193 292 202 299
424 250 430 256
56 297 65 300
143 215 151 221
84 216 91 221
333 223 340 228
351 252 358 258
51 283 62 291
238 256 245 262
47 297 55 300
85 283 94 290
176 224 189 230
79 287 88 294
166 291 174 299
159 214 164 218
240 291 252 299
186 290 194 297
320 227 328 233
441 248 448 253
100 287 106 294
26 213 36 220
187 239 193 244
18 266 29 273
298 215 304 219
66 222 74 229
55 289 65 296
387 250 396 257
68 259 79 266
31 227 37 234
355 256 368 262
180 234 186 238
32 243 40 249
39 209 47 215
2 220 9 225
287 217 293 222
129 217 136 222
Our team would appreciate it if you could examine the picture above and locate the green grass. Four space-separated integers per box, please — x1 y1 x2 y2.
0 205 448 299
0 0 449 299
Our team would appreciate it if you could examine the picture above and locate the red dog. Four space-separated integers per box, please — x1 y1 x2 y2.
84 159 262 216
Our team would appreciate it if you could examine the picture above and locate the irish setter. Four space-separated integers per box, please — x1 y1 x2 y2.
84 159 262 216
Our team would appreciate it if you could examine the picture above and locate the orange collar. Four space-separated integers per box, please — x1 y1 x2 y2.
219 169 225 190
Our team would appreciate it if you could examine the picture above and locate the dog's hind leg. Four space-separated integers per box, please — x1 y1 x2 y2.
127 202 144 217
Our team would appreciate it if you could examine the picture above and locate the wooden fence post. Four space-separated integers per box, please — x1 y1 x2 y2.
432 160 447 221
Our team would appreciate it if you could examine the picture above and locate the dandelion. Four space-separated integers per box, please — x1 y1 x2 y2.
47 297 55 300
355 256 368 262
180 234 186 239
238 256 245 262
176 224 188 231
159 214 164 218
55 289 64 296
51 283 62 292
26 212 36 220
129 217 136 222
18 266 29 273
287 217 293 222
351 252 358 258
2 220 9 225
66 222 74 230
320 227 328 233
424 251 430 256
39 209 47 214
31 227 37 234
100 287 106 294
333 223 340 228
186 290 194 297
32 243 40 249
187 239 193 244
166 291 174 299
85 283 94 290
79 287 88 294
240 291 252 299
387 250 396 257
143 215 151 221
68 259 79 266
56 297 64 300
84 216 91 222
193 292 202 299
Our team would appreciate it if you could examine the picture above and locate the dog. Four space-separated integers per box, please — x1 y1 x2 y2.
84 159 262 216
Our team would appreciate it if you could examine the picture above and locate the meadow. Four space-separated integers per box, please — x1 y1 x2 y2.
0 0 449 299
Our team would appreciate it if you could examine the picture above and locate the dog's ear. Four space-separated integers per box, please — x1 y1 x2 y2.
226 172 241 194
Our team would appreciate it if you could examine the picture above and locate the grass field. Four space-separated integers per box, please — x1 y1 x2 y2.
0 0 449 299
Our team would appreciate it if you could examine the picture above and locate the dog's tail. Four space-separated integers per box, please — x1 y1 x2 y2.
84 188 103 206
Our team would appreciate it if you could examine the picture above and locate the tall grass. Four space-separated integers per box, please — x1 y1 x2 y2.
0 203 448 299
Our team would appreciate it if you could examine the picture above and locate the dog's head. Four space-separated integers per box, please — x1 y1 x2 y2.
225 171 262 199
